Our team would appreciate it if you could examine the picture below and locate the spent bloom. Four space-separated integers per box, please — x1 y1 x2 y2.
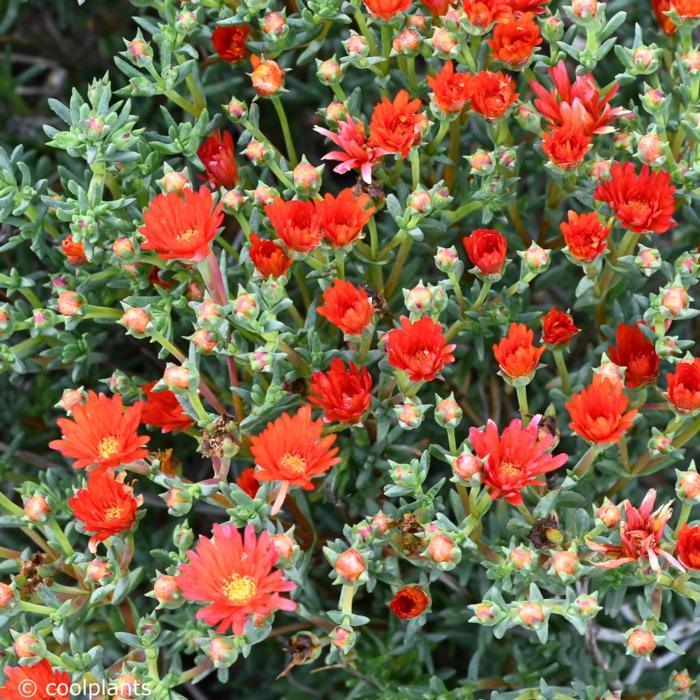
389 586 430 619
212 25 249 63
608 323 660 389
198 130 239 189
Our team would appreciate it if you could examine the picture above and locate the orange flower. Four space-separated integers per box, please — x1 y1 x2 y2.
236 468 260 498
61 234 87 265
493 323 544 380
390 586 430 619
427 62 472 114
608 323 659 389
467 71 519 120
249 233 293 277
542 308 580 347
0 660 71 700
560 210 610 262
139 187 224 263
542 125 591 170
672 0 700 19
317 189 375 247
462 0 512 28
265 198 322 253
421 0 452 14
198 130 238 189
566 375 638 444
363 0 412 19
676 524 700 569
463 228 507 276
489 12 542 67
141 381 194 433
369 90 425 158
652 0 676 33
49 391 149 470
250 55 285 96
309 358 373 424
667 358 700 413
212 25 249 63
317 279 374 335
508 0 550 11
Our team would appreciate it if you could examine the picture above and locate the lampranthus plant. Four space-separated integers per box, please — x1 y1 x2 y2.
4 0 700 696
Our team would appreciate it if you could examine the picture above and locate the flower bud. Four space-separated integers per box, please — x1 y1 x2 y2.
293 159 322 194
541 15 564 41
638 132 664 164
522 242 551 273
176 11 197 32
406 189 433 215
23 495 50 522
165 488 193 516
163 365 192 391
550 550 579 581
0 582 16 609
127 37 152 62
271 533 295 563
435 393 462 428
426 534 456 563
261 11 286 36
676 469 700 501
571 0 598 18
596 502 621 528
516 103 541 132
636 246 662 276
112 237 135 258
404 282 432 313
316 57 344 85
573 593 600 619
633 46 656 71
371 512 391 534
325 101 349 124
508 546 534 570
472 601 497 622
469 149 495 175
86 559 111 582
233 293 258 320
59 387 85 413
222 189 247 212
393 28 420 55
517 601 545 627
250 57 284 96
244 139 271 165
226 97 248 122
56 290 83 317
626 628 656 656
162 170 189 194
121 307 151 335
452 451 482 481
153 575 181 605
192 329 217 353
681 51 700 73
432 27 458 56
14 633 40 658
344 33 369 57
250 349 272 372
671 671 693 691
395 397 428 430
661 286 689 317
187 282 205 301
335 548 366 582
208 636 238 666
330 625 356 651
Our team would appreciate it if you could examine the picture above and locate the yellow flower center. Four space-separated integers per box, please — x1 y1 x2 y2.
177 228 198 241
280 453 307 475
497 460 523 479
98 436 120 460
105 505 123 520
222 574 257 604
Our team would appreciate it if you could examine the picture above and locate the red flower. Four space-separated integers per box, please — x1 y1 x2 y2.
652 0 677 33
593 162 676 234
369 91 425 158
467 70 519 120
141 381 194 433
317 189 375 247
385 316 456 382
673 0 700 19
249 233 293 278
489 12 542 67
676 524 700 569
198 130 238 189
560 210 610 262
250 56 285 97
469 417 568 505
542 125 591 170
566 375 638 444
427 62 472 114
608 323 659 389
0 660 71 700
667 359 700 413
506 0 550 12
390 586 430 619
264 198 322 253
542 308 580 347
530 61 626 135
363 0 412 19
61 234 87 265
309 358 373 424
421 0 452 14
463 228 507 275
139 187 224 262
177 523 296 635
317 279 374 335
236 467 260 497
212 25 249 63
462 0 512 27
493 323 544 380
49 391 149 470
68 470 140 551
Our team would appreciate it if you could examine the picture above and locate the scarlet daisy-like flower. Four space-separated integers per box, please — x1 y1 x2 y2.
493 323 544 380
530 61 626 135
672 0 700 19
489 12 542 67
462 0 512 27
264 198 322 253
363 0 412 19
560 210 610 262
49 391 149 470
177 523 296 635
249 234 293 278
369 90 425 158
385 316 456 382
212 24 249 63
317 189 375 247
309 358 373 424
421 0 451 14
141 381 194 433
139 187 224 263
594 161 676 234
0 660 70 700
467 70 519 120
676 525 700 569
667 358 700 413
463 228 508 276
61 234 87 265
236 468 260 498
317 279 374 335
68 470 140 551
469 417 568 505
608 323 660 389
566 374 638 444
507 0 550 12
427 62 472 114
542 308 580 347
652 0 677 33
198 130 238 189
542 125 592 170
587 490 681 571
389 586 430 619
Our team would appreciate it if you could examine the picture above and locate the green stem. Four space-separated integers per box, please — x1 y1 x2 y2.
427 120 450 156
353 10 377 55
271 96 298 167
380 23 392 75
516 384 529 423
676 501 693 535
409 148 421 189
48 519 75 557
447 427 457 454
470 280 492 310
385 237 413 298
552 349 570 395
572 445 600 479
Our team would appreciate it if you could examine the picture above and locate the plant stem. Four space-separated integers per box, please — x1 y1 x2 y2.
271 96 298 167
516 384 529 423
572 445 600 479
470 280 492 310
552 349 570 395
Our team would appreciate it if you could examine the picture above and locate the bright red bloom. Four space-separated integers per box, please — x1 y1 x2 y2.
61 234 86 265
68 469 140 551
264 198 322 253
198 130 238 189
212 24 249 63
309 358 373 424
467 71 519 120
560 210 610 262
236 467 260 497
505 0 550 12
489 12 542 67
249 233 293 277
566 375 638 444
667 359 700 413
427 62 472 114
676 524 700 569
363 0 411 19
542 308 580 347
314 118 388 184
0 660 70 700
178 523 296 635
139 187 224 262
141 381 194 433
493 323 544 379
385 316 456 382
49 391 149 470
317 279 374 335
250 55 285 97
652 0 677 33
530 61 626 136
593 162 676 234
421 0 452 14
608 323 659 389
250 404 340 490
469 416 568 505
673 0 700 19
369 91 425 158
463 228 507 275
542 125 591 170
588 490 680 571
317 189 375 247
462 0 512 27
390 586 430 619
